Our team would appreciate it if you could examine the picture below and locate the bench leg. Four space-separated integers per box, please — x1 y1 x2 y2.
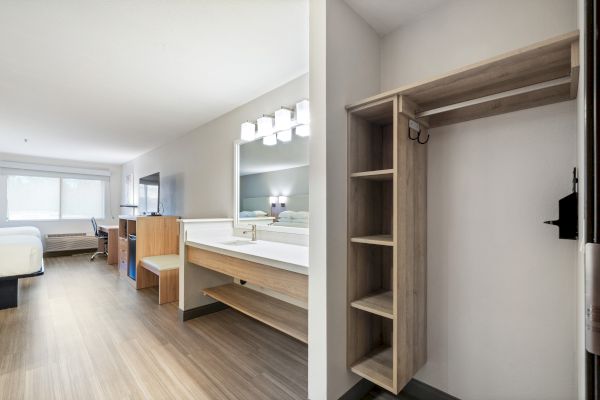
159 269 179 305
0 279 18 310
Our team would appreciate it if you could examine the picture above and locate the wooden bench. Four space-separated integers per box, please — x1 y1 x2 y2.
138 254 179 304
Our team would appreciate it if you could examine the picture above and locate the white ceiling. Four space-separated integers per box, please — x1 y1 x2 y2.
240 136 309 176
344 0 450 36
0 0 308 165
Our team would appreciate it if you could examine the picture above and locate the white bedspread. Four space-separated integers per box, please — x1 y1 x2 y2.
0 235 43 277
0 226 42 239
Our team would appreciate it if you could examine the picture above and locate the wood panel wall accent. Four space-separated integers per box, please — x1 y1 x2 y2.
186 246 308 303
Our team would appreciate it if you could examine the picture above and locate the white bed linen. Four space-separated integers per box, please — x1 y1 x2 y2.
0 226 42 239
0 235 43 277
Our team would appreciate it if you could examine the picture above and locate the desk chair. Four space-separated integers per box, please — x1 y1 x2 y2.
90 217 108 261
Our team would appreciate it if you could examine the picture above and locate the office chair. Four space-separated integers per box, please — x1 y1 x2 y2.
90 217 108 261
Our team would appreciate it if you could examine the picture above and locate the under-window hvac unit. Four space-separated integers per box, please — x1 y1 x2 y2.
45 233 97 253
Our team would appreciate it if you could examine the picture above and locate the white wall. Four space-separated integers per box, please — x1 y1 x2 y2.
379 1 578 399
308 1 381 398
121 74 308 219
0 152 121 245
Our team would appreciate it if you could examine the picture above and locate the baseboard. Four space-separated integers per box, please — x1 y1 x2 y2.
402 380 460 400
339 378 460 400
338 379 376 400
178 301 229 321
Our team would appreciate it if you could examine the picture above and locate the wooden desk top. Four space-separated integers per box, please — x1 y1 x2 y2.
98 225 118 232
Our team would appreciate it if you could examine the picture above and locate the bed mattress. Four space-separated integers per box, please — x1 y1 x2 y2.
0 235 43 277
0 226 42 239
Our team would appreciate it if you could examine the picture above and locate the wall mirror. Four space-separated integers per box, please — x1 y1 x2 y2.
234 134 309 234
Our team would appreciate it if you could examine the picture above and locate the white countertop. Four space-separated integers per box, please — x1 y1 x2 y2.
186 236 308 275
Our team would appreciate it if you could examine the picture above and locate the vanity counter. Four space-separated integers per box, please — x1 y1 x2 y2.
185 237 308 275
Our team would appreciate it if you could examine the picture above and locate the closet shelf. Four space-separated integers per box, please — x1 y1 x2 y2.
347 30 579 129
351 169 394 181
351 291 393 319
351 235 394 247
351 347 394 393
203 283 308 344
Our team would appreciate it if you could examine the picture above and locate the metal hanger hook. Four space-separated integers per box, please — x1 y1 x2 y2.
417 130 430 144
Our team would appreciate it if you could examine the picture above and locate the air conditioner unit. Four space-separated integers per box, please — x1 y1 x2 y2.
45 233 98 253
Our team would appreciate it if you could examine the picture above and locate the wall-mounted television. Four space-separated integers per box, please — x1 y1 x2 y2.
139 172 160 215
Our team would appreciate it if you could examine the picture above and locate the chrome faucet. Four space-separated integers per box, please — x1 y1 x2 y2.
243 224 257 241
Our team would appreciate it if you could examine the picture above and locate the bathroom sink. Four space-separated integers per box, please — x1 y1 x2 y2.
220 240 257 246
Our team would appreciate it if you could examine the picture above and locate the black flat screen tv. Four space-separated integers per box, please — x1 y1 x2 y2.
139 172 160 215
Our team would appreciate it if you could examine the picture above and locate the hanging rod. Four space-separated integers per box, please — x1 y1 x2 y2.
416 76 572 125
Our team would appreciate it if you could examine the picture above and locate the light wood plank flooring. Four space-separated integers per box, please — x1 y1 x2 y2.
0 255 308 400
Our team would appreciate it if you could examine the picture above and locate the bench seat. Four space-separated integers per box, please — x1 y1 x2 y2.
139 254 179 305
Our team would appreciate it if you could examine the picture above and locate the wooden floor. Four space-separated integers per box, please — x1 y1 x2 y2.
0 255 308 400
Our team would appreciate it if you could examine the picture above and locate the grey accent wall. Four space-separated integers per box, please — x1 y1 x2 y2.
240 165 309 201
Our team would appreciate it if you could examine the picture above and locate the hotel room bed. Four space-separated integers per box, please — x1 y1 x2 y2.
0 227 44 309
0 235 44 277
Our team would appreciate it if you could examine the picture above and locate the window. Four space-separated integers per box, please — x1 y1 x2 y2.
7 175 60 220
61 179 105 219
6 175 106 221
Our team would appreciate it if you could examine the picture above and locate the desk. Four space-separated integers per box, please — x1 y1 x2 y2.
98 225 118 265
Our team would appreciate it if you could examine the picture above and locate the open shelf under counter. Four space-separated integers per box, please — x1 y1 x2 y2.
351 291 393 319
350 169 394 181
351 346 394 393
203 283 308 344
350 235 394 247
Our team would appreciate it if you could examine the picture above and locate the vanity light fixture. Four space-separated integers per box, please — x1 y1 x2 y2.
277 129 292 142
295 124 310 137
257 116 274 138
278 196 287 207
263 134 277 146
269 196 278 207
241 100 309 146
240 122 255 141
274 108 292 131
295 100 310 125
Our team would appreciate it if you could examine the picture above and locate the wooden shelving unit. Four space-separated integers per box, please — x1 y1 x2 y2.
350 169 394 181
346 31 580 394
347 93 427 394
203 283 308 344
351 346 394 392
350 235 394 246
351 291 393 319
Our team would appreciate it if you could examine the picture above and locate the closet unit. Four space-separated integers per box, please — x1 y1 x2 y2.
346 30 580 394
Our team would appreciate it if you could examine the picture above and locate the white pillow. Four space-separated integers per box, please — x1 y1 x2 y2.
253 210 268 216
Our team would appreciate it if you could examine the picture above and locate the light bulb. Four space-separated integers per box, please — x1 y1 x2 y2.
274 108 292 131
295 124 310 137
240 122 255 141
263 134 277 146
295 100 310 125
257 116 273 138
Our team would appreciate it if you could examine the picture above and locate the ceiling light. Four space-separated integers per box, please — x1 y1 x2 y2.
277 129 292 142
262 134 277 146
240 122 255 141
274 108 292 131
295 124 310 137
257 116 273 138
296 100 310 125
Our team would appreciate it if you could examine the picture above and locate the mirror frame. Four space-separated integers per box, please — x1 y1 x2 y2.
233 140 309 235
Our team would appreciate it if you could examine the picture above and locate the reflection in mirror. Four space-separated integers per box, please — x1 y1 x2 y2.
239 136 309 229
